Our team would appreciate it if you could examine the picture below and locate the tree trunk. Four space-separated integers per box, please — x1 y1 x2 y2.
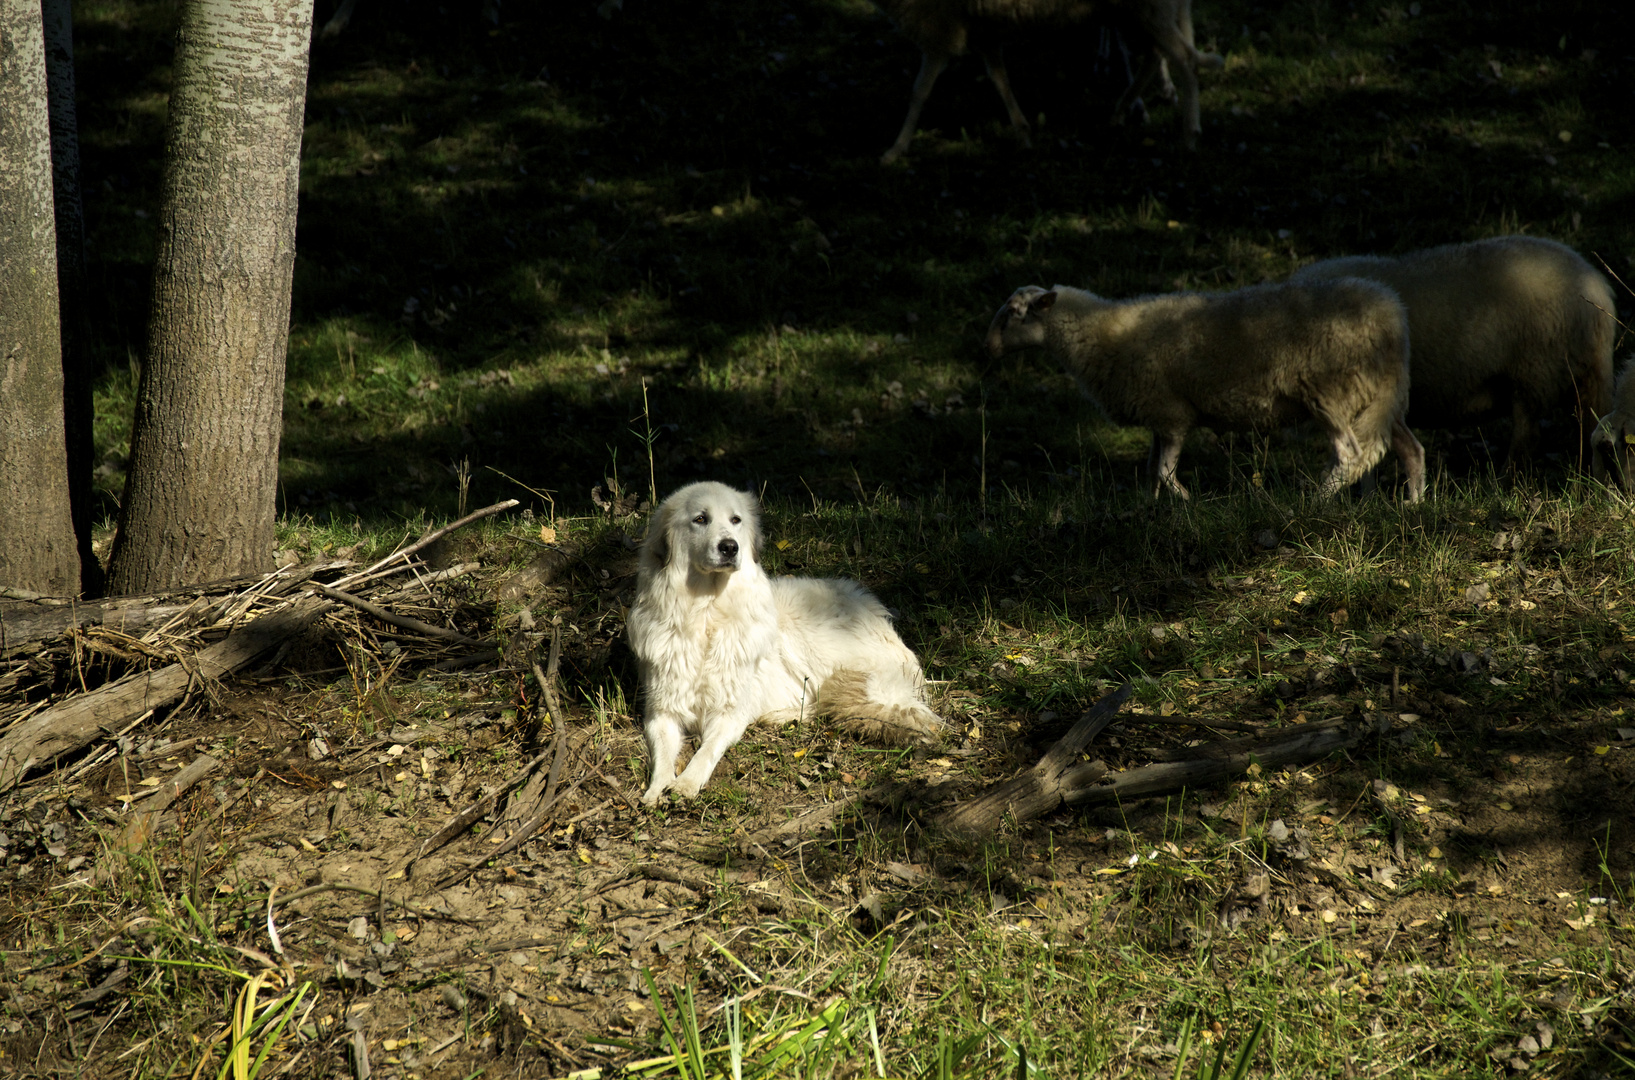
106 0 314 594
0 0 80 596
42 0 101 596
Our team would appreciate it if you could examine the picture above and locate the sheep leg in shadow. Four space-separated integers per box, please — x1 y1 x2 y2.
882 51 951 165
1148 431 1191 499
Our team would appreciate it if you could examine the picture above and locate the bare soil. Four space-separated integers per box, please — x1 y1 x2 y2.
3 544 1632 1077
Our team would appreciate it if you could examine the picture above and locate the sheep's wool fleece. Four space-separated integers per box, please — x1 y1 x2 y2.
1039 281 1409 438
1293 236 1615 426
881 0 1101 52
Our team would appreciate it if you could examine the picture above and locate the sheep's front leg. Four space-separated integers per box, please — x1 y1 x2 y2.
1148 431 1191 499
882 50 950 165
1392 415 1426 502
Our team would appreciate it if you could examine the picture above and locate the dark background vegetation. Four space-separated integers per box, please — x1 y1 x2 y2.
77 0 1635 528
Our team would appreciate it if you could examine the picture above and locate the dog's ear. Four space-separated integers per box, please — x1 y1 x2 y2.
745 493 764 566
645 499 673 569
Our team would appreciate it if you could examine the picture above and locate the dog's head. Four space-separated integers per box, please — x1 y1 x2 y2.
642 481 762 578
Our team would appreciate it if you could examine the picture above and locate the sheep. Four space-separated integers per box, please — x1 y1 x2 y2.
876 0 1221 165
985 280 1427 501
1290 236 1616 477
1593 361 1635 491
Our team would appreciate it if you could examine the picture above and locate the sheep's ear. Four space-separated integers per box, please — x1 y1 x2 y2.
1033 290 1058 313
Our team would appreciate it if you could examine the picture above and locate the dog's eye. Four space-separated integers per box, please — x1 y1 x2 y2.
692 513 707 525
730 516 741 525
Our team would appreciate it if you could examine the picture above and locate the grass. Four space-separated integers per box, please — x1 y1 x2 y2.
10 0 1634 1075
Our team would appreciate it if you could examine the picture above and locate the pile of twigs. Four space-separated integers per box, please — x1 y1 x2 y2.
0 500 518 797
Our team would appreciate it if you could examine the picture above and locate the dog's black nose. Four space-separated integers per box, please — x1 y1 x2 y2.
718 538 738 559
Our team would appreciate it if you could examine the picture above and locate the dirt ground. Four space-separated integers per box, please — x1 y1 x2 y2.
4 543 1633 1078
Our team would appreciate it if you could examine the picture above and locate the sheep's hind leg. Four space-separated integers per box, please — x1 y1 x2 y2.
1155 38 1201 147
979 44 1032 147
1502 396 1539 480
882 50 950 165
1112 53 1165 127
1148 432 1191 499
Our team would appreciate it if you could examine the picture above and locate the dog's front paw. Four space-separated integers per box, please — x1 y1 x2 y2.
668 775 703 799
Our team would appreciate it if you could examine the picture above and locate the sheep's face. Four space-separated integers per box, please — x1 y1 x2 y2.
986 286 1057 359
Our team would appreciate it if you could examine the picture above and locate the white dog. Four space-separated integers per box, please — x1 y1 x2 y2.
627 481 945 805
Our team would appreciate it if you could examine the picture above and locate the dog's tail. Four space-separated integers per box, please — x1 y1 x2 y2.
820 669 947 747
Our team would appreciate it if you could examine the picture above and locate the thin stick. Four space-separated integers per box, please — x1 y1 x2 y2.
531 624 565 737
266 881 480 925
1121 714 1263 734
309 582 495 647
331 499 519 589
406 747 554 867
436 779 584 889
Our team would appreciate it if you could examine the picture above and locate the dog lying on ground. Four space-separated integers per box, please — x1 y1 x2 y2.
627 481 945 805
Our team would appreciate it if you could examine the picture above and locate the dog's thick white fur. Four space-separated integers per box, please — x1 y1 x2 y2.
628 481 944 804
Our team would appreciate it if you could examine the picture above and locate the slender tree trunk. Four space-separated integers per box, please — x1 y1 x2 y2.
106 0 314 594
0 0 79 596
42 0 102 596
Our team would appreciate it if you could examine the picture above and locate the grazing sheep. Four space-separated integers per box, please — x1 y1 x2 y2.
1594 361 1635 491
985 280 1426 500
1291 236 1616 475
876 0 1221 165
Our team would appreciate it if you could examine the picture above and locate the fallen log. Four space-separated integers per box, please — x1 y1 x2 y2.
0 561 343 658
0 598 327 793
0 501 522 794
1063 714 1392 808
939 690 1390 834
0 599 196 658
937 684 1132 835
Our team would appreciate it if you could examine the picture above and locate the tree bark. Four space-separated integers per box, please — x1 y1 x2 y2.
106 0 315 594
42 0 102 597
0 0 80 596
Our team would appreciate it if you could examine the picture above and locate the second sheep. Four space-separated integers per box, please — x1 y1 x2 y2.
1291 235 1616 477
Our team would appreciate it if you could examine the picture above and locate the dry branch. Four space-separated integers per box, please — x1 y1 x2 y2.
0 562 341 657
0 597 328 793
1 504 516 793
114 753 221 854
132 753 220 812
310 581 494 647
1063 714 1391 807
405 741 556 874
938 689 1390 834
0 599 194 658
937 684 1132 835
331 498 519 589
